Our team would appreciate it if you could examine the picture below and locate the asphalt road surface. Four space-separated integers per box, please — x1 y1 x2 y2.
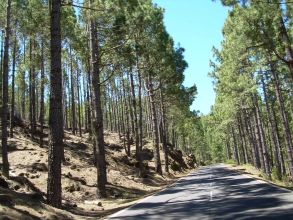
105 164 293 219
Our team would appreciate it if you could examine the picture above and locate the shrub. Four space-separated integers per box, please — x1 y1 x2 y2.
271 167 282 181
226 159 236 164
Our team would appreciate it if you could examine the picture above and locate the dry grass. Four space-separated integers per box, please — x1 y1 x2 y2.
224 163 293 191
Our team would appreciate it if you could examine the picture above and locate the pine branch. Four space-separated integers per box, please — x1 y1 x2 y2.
61 2 117 11
252 0 293 5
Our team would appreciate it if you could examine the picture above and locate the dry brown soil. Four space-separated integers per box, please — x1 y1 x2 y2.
0 126 197 220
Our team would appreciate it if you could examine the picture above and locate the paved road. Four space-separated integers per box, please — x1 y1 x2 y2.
105 164 293 219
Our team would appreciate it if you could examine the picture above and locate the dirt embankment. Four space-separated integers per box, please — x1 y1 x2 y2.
0 123 197 220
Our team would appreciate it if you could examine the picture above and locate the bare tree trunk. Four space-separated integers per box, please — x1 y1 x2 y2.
127 74 135 137
238 115 248 164
40 38 45 148
77 70 82 137
70 47 76 135
0 32 3 112
147 74 162 175
251 97 265 173
231 126 240 165
271 99 286 175
1 0 11 178
244 108 259 168
261 73 281 177
47 0 63 208
89 13 107 198
21 38 26 119
271 65 293 176
137 63 143 171
254 93 271 179
29 39 34 139
225 137 232 160
129 69 139 161
278 17 293 79
122 77 130 156
160 86 168 173
10 34 16 138
171 116 175 150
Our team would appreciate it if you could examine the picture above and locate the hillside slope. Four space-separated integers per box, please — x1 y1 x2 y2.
0 125 197 220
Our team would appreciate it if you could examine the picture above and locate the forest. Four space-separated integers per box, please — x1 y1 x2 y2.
2 0 293 218
0 0 200 213
208 0 293 184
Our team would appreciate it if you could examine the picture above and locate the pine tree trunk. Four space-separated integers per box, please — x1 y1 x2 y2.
21 38 26 119
40 38 45 148
225 137 232 160
10 34 16 138
29 39 35 139
244 108 260 168
231 126 240 165
271 65 293 176
70 47 76 135
32 40 36 139
160 87 168 173
122 77 130 156
89 13 107 198
47 0 63 208
147 74 162 175
271 99 286 175
278 17 293 79
137 64 143 171
238 115 248 164
127 74 135 137
254 93 271 179
77 72 82 137
261 73 281 176
171 116 175 150
129 70 139 161
251 97 265 173
0 32 3 112
1 0 11 178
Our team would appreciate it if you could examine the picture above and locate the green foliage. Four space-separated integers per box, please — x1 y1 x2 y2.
226 159 236 165
272 167 282 181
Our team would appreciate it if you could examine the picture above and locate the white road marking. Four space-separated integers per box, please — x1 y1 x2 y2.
106 195 152 218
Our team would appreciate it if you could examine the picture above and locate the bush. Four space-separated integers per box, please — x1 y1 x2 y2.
272 167 282 181
226 159 236 165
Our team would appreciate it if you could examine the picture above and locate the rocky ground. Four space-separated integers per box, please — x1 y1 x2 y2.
0 123 197 220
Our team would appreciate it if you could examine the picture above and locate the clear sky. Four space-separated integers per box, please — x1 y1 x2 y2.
152 0 229 115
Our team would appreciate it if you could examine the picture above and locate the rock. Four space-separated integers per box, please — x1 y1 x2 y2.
170 160 181 171
64 182 80 193
143 160 149 170
84 200 102 206
70 165 77 170
0 194 12 204
169 149 188 169
0 177 9 188
2 216 11 220
31 192 44 200
13 185 20 191
62 200 77 207
142 148 154 160
85 191 89 196
127 175 134 180
110 194 119 199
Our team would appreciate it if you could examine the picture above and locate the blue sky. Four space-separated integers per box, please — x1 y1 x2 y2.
152 0 229 115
